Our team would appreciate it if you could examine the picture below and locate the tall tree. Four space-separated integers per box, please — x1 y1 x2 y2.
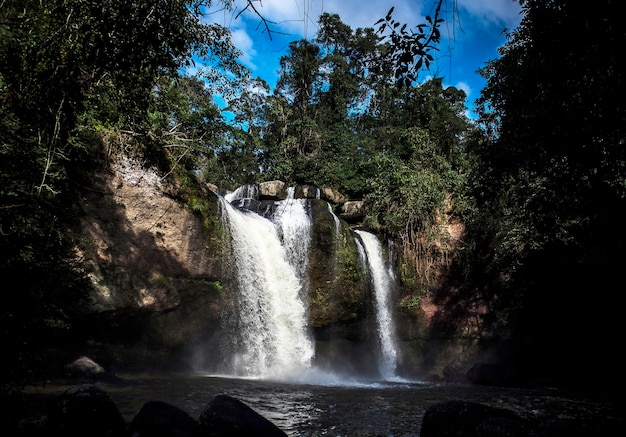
265 40 322 183
466 0 626 389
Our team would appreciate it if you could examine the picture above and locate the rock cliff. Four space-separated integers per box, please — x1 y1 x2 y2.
75 157 226 370
73 157 482 379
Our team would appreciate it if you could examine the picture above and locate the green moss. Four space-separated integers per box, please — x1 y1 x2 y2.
202 279 223 293
152 274 173 290
336 230 364 283
310 288 330 308
400 294 422 310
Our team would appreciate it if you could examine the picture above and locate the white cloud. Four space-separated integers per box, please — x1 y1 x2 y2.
231 27 257 69
457 0 522 28
455 80 471 97
316 0 424 35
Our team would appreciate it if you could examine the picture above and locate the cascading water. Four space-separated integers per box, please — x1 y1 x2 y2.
327 203 341 235
219 187 314 379
354 230 399 379
273 187 311 283
215 184 405 383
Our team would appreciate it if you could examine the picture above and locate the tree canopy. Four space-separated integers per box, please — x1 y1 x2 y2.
463 0 626 388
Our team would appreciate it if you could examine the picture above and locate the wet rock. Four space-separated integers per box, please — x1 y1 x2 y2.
64 356 106 379
420 400 527 437
128 400 198 437
48 384 127 437
197 394 287 436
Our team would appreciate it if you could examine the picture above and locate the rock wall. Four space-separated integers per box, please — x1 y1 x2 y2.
75 157 226 370
74 158 484 378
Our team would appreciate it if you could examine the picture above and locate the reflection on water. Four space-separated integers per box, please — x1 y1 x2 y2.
87 372 622 437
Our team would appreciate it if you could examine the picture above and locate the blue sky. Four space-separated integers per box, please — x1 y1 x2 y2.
205 0 523 117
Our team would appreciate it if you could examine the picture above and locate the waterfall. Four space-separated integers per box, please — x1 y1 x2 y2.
214 184 406 383
219 190 314 379
273 187 311 283
354 230 399 379
327 202 341 235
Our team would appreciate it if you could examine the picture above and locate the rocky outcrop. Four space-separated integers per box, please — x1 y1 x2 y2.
48 384 128 437
64 356 105 379
337 200 365 223
27 384 287 437
75 157 227 370
198 394 287 437
258 180 287 199
307 200 366 328
129 401 198 437
320 187 347 204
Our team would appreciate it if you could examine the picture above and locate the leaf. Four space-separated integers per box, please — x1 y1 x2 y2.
386 7 395 21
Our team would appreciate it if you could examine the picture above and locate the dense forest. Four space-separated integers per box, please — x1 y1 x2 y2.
1 0 624 397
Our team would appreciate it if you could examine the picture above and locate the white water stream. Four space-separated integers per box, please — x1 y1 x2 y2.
273 187 311 284
354 230 399 379
219 188 314 379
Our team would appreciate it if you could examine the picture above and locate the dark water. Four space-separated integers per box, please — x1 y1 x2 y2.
67 372 620 437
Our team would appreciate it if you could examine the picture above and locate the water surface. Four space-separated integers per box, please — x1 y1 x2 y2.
86 372 622 436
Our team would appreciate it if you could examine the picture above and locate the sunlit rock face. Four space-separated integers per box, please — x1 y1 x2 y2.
337 200 365 223
258 180 287 200
76 156 226 369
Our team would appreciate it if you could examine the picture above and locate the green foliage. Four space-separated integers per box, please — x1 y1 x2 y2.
0 0 243 389
374 3 445 87
463 0 626 383
261 13 469 205
364 125 462 235
400 294 423 310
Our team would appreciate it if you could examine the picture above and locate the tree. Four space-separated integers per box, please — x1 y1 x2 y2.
465 0 626 389
264 40 322 183
374 1 445 87
0 0 245 389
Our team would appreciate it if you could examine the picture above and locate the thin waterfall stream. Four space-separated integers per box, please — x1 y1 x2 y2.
354 229 400 379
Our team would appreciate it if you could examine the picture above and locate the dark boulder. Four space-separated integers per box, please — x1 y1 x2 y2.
420 400 528 437
48 384 127 437
128 400 198 437
197 394 287 437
